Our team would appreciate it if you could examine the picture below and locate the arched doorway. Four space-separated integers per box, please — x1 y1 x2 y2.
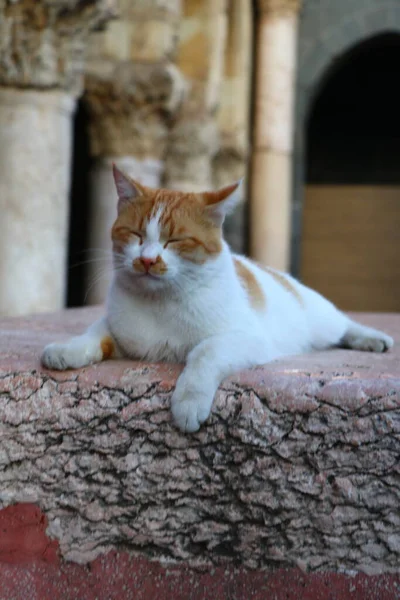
300 33 400 312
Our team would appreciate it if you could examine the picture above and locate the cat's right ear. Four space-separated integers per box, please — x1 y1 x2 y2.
112 164 145 212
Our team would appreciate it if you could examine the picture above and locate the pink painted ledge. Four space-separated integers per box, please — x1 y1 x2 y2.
0 308 399 584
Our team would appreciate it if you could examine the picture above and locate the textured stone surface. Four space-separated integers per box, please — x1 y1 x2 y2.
84 61 185 159
0 0 116 93
164 0 227 191
84 0 185 159
0 308 399 573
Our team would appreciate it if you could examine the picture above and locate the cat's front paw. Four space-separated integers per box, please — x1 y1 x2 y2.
41 343 72 370
41 339 102 371
171 376 214 433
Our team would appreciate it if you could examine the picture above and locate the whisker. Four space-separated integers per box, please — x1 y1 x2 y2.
83 263 127 303
84 271 113 303
69 257 114 270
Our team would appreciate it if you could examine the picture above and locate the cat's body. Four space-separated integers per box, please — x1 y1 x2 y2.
42 167 394 432
107 250 348 363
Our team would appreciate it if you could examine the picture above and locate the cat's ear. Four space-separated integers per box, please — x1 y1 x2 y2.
203 180 243 226
112 163 146 212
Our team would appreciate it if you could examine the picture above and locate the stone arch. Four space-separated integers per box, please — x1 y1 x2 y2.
292 0 400 275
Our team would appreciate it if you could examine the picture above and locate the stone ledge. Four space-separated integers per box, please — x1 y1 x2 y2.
0 308 399 574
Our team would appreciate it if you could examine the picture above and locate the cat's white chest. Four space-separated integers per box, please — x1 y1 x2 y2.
107 285 207 362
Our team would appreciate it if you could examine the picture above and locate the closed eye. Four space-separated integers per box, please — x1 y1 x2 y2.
130 231 143 243
164 238 191 248
112 226 143 244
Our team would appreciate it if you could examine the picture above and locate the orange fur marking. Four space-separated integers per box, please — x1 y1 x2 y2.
234 258 266 311
262 266 304 306
111 188 223 264
100 336 115 360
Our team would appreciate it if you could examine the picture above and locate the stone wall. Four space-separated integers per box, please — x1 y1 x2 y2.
0 308 399 574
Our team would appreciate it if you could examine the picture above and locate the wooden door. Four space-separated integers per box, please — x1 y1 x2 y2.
300 185 400 312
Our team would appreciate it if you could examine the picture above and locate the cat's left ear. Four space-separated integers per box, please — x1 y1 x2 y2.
112 163 146 213
203 180 243 226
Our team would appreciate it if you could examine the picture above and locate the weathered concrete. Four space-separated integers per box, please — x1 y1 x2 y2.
0 309 399 574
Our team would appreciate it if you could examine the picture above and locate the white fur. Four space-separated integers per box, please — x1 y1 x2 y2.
42 183 394 433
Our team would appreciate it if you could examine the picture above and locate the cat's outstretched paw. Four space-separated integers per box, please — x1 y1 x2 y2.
41 339 102 371
171 376 213 433
346 334 393 353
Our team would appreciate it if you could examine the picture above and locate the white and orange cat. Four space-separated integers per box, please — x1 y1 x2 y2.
42 165 394 432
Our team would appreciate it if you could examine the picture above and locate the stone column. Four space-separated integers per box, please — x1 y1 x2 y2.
250 0 302 270
164 0 228 192
213 0 253 252
83 0 185 304
0 0 115 317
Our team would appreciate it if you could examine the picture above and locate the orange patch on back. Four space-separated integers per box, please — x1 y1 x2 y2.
100 336 115 360
262 266 304 306
234 258 266 311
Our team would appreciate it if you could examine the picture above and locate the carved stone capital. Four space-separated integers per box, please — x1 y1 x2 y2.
256 0 302 16
84 61 186 159
0 0 117 94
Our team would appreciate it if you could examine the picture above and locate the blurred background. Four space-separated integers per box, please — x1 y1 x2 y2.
0 0 399 318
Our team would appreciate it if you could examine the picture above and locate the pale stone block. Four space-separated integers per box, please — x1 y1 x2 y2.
218 0 253 153
250 8 299 269
102 21 131 61
0 88 75 317
254 13 298 153
250 150 292 271
177 0 227 112
165 0 227 192
130 20 177 61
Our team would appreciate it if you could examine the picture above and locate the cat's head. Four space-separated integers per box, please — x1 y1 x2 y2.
111 164 242 293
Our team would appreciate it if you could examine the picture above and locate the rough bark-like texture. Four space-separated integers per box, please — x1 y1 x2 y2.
0 309 399 574
0 0 116 93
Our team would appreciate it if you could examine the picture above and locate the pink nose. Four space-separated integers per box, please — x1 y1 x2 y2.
140 257 156 272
